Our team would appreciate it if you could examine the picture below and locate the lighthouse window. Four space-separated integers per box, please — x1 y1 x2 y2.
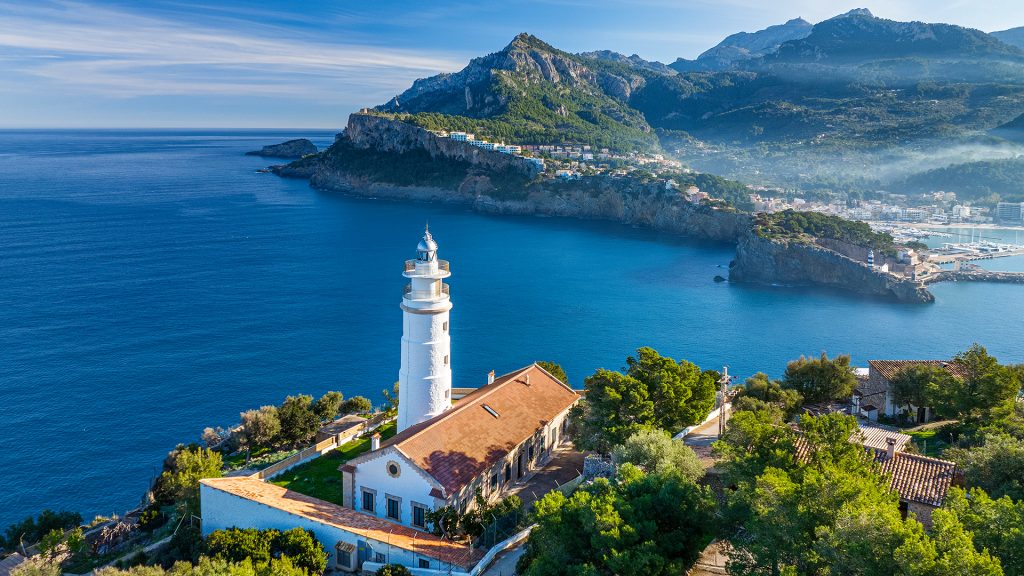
443 321 448 333
444 355 449 366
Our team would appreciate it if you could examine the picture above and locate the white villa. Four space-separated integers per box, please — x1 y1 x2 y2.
200 228 580 575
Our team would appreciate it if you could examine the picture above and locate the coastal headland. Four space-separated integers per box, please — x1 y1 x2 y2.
266 113 938 303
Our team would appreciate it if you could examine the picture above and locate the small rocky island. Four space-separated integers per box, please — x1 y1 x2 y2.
245 138 317 159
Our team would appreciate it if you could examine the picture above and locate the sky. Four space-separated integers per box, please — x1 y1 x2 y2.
1 0 1023 128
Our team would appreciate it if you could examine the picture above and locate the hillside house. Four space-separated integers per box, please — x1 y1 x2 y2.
852 360 967 423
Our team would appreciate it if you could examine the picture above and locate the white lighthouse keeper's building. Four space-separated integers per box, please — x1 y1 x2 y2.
397 227 453 432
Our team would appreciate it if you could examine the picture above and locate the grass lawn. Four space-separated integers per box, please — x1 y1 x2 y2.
223 446 270 470
270 421 397 505
906 429 950 458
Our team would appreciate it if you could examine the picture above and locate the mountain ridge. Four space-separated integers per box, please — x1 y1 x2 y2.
670 16 813 72
992 26 1024 49
366 11 1024 189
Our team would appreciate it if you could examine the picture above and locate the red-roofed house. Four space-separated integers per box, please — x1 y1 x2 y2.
342 363 579 530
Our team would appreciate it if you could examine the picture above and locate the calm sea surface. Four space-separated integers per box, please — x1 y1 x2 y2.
2 130 1023 526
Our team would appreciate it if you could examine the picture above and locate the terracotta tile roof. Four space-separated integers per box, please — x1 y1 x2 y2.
200 477 482 568
793 427 955 507
878 452 958 507
868 360 969 382
378 364 580 495
0 553 26 576
793 422 909 460
856 422 911 454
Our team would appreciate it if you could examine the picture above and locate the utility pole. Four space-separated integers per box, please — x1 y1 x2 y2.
718 366 731 438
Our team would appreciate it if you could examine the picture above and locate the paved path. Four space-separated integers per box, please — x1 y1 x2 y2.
479 445 584 576
682 408 729 464
507 444 584 510
480 545 526 576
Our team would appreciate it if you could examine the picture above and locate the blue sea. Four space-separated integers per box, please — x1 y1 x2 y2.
2 130 1023 526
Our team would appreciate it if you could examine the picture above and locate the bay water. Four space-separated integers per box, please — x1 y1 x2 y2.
1 130 1022 525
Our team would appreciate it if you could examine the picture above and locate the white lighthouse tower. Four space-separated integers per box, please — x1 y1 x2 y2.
397 227 453 432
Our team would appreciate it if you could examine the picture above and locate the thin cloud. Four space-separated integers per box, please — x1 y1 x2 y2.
0 1 465 99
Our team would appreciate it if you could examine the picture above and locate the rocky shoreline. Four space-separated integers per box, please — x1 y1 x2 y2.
729 233 935 302
259 115 936 303
246 138 317 159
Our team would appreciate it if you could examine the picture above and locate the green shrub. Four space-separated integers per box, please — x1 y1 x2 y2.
376 564 412 576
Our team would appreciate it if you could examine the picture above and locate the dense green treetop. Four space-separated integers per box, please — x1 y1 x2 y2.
890 364 954 416
536 361 568 385
312 391 344 422
340 395 373 415
733 372 804 419
610 429 704 482
1 510 81 553
755 210 898 254
204 527 326 576
782 352 858 404
518 467 715 576
946 434 1024 501
277 395 319 446
944 487 1024 576
625 347 718 432
92 557 308 576
239 406 281 454
572 368 654 453
573 347 717 452
155 446 223 515
948 344 1022 423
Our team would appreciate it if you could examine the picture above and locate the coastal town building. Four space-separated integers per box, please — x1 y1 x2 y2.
996 201 1024 223
200 228 580 574
852 359 967 423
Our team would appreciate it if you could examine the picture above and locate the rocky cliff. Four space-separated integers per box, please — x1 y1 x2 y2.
345 114 540 177
729 232 934 302
270 114 936 302
271 116 748 243
246 138 317 158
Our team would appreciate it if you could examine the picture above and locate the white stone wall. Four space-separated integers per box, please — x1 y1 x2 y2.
200 484 439 572
351 447 443 528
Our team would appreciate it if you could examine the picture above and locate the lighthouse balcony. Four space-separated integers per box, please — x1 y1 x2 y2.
404 283 450 301
404 259 451 278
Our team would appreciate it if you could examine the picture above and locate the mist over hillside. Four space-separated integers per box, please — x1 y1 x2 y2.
372 8 1024 200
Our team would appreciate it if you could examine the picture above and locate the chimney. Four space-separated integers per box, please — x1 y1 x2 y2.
885 437 896 460
525 374 530 386
371 433 381 451
488 370 495 385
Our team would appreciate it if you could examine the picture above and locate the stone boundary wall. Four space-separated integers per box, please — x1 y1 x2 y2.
256 414 392 480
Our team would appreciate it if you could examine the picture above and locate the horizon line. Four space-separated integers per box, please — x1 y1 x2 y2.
0 126 344 131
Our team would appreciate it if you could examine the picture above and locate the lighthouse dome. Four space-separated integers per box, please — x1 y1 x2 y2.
417 233 437 253
416 227 438 262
